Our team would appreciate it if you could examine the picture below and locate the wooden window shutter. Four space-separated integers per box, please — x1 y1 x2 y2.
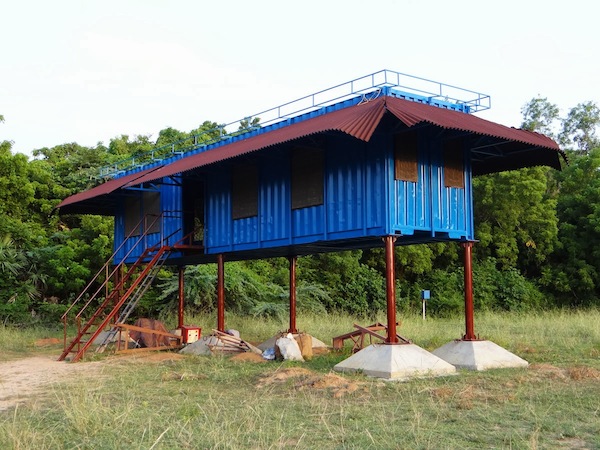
444 139 465 188
394 132 419 182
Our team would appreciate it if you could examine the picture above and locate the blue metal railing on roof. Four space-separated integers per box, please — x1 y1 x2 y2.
98 69 491 179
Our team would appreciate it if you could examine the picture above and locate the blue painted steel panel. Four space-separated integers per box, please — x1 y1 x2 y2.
233 217 258 245
292 205 325 240
391 132 430 236
326 141 364 234
364 135 387 233
113 177 184 264
392 163 430 235
429 144 470 239
206 172 231 249
260 156 290 243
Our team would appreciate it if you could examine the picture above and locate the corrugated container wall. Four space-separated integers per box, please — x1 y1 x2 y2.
114 177 183 264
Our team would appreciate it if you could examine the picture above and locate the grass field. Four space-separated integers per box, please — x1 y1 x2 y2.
1 309 599 449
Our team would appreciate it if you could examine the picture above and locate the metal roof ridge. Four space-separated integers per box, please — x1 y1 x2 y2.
99 70 491 179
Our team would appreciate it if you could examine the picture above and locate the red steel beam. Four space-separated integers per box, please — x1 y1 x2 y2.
217 254 225 332
288 256 298 334
178 266 185 329
384 236 398 344
462 241 477 341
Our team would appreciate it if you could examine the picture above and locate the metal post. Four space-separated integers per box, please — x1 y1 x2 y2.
384 236 398 344
288 256 298 334
217 254 225 332
105 265 109 300
112 266 121 325
462 241 477 341
178 266 185 329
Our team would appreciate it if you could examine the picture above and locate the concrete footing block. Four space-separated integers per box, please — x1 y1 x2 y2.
432 340 529 371
333 343 457 380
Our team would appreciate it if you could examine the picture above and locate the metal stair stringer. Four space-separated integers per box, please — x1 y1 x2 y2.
95 246 172 353
58 245 157 362
65 246 172 362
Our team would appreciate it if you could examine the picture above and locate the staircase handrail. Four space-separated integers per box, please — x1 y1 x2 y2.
61 213 165 352
72 212 165 321
60 213 155 321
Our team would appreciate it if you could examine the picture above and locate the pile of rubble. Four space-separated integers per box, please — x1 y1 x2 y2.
180 329 328 362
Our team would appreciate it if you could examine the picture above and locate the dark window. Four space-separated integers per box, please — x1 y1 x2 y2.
394 132 419 182
444 139 465 189
123 191 161 236
231 164 259 220
291 148 324 210
183 179 205 243
124 196 141 236
143 191 161 233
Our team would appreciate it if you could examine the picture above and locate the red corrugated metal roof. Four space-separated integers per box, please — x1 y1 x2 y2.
127 99 387 187
58 94 564 213
385 96 559 149
129 95 562 186
57 165 163 214
383 96 563 174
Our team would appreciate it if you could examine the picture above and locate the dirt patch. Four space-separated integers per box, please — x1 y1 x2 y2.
256 367 314 387
530 363 600 381
555 437 590 449
256 367 360 398
230 352 267 363
130 352 186 363
430 386 454 400
33 338 62 347
0 356 105 411
529 363 569 381
566 366 600 380
295 372 359 398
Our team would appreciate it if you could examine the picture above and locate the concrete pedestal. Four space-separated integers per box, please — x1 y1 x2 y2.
333 343 457 380
432 340 529 371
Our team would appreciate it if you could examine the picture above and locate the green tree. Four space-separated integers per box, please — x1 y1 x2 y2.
473 167 559 275
559 101 600 152
543 148 600 306
521 97 560 137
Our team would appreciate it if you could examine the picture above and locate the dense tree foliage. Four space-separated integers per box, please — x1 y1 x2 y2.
1 99 600 326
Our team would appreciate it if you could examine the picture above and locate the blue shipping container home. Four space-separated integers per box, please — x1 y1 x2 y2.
58 70 564 373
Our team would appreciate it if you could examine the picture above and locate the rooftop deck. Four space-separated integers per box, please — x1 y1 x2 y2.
98 69 491 179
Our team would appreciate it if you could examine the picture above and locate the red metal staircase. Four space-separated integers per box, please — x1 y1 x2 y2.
59 213 202 362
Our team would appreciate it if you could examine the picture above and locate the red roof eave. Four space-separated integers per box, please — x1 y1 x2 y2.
57 95 564 214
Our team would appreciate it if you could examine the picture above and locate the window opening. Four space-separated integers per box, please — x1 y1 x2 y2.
232 164 259 220
291 148 324 209
123 191 161 237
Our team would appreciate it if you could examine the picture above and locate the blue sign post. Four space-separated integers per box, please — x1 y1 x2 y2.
421 290 430 320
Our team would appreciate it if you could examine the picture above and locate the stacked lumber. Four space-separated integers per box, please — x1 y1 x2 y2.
208 330 262 355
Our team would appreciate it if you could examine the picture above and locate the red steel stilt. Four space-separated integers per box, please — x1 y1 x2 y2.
384 236 398 344
288 256 298 334
178 266 185 329
217 254 225 332
462 241 477 341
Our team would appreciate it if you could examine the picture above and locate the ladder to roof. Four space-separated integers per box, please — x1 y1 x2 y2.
59 214 202 362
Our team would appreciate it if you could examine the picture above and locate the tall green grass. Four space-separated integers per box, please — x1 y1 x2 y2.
1 309 599 449
0 325 62 361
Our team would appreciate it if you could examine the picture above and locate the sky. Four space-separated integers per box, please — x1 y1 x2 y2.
1 0 598 157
